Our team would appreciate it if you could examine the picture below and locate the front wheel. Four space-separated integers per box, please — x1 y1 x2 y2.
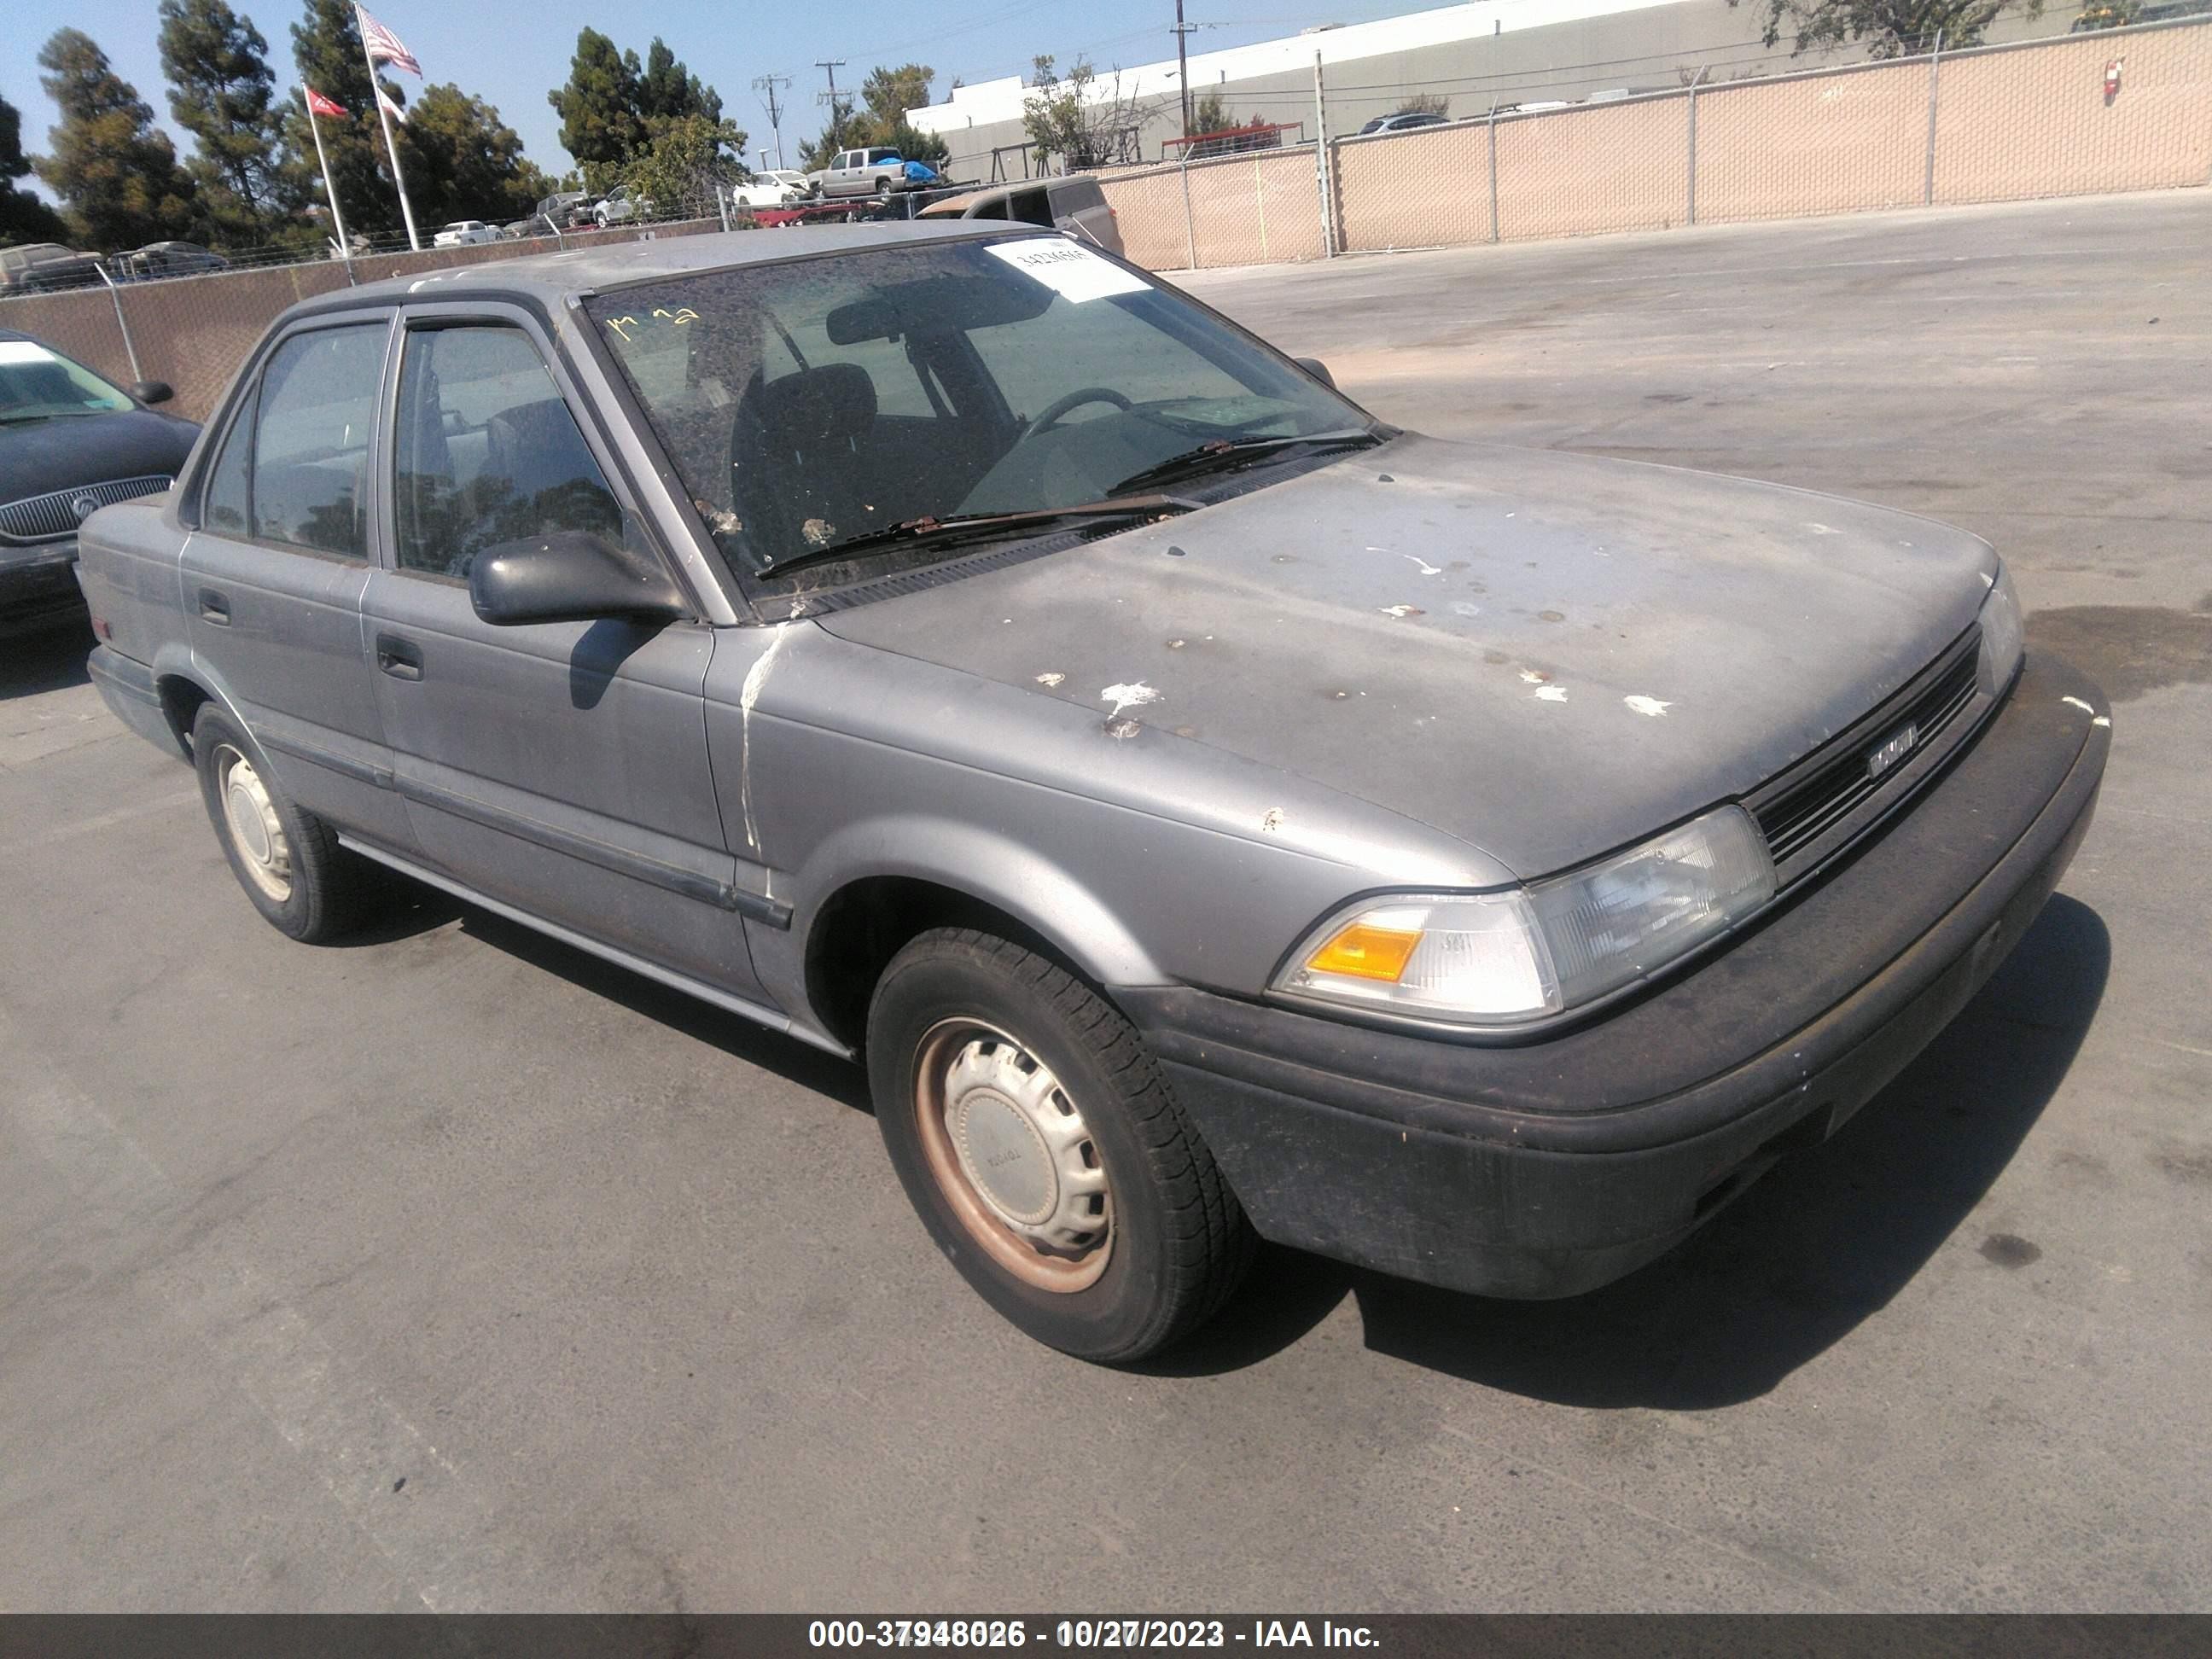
869 929 1255 1363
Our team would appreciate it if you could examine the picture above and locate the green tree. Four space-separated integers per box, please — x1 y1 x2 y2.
157 0 292 247
637 38 721 125
796 64 948 173
285 0 408 238
860 63 934 130
1 93 73 244
1022 56 1151 172
549 28 644 183
622 112 749 219
1728 0 2042 56
35 29 201 249
402 84 548 226
799 99 862 172
2072 0 2136 26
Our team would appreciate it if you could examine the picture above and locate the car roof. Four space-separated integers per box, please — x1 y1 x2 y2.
294 221 1036 311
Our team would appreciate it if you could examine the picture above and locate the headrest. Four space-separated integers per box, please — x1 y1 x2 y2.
755 364 876 453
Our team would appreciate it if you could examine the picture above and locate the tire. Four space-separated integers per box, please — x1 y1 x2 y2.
868 928 1256 1363
874 178 894 200
191 703 380 943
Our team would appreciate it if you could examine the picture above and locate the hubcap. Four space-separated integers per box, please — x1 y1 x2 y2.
914 1020 1112 1293
216 746 293 902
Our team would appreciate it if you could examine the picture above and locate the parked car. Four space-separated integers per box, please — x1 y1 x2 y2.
807 146 916 199
592 187 654 228
0 242 108 294
432 220 501 248
728 174 806 210
77 224 2106 1363
1354 110 1451 134
916 176 1121 255
3 329 195 635
119 241 231 280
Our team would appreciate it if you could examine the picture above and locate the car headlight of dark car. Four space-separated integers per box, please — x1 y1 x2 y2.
1976 562 2024 697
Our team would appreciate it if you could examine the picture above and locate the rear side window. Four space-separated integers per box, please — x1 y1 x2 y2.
392 324 622 579
1008 189 1054 229
245 324 387 558
1050 180 1106 214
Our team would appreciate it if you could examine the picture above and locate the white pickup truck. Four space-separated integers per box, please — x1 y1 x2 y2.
806 147 915 200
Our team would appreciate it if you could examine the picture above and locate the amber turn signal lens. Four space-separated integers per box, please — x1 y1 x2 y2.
1307 923 1422 982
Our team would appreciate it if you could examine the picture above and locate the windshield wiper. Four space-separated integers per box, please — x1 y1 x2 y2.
1108 429 1381 497
755 492 1199 579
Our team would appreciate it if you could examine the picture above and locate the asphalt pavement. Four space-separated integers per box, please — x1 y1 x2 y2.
3 189 2208 1611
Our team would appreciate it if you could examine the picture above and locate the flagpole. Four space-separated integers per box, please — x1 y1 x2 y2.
360 26 420 250
303 88 352 262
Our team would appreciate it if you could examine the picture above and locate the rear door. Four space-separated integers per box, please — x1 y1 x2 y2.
360 305 760 994
183 311 411 847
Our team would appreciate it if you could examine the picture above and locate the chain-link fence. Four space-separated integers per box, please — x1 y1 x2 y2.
1098 16 2212 271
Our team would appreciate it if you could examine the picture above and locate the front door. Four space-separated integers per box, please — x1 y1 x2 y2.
182 313 410 847
362 312 759 994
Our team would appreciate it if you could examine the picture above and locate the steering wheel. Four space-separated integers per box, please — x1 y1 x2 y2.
1022 387 1133 440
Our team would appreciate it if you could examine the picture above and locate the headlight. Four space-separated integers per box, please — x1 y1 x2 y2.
1976 563 2024 696
1276 806 1777 1031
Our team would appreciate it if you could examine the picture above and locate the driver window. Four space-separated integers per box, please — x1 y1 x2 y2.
393 324 622 579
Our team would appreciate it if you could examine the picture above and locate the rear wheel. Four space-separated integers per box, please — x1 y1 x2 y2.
192 704 381 943
869 928 1255 1363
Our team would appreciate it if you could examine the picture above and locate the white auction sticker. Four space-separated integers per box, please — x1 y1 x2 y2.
983 239 1148 304
0 341 61 365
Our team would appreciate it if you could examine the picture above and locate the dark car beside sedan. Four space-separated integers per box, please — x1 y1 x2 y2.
1 329 197 635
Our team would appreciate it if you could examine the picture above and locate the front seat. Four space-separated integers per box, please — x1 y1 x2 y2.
730 363 879 556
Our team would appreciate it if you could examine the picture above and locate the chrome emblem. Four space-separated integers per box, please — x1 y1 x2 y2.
1866 721 1918 780
71 493 101 522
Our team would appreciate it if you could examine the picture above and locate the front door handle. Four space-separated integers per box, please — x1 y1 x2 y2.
197 588 231 625
375 633 424 681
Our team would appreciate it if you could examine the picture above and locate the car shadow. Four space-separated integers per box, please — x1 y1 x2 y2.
0 619 93 700
1157 894 2109 1400
359 887 874 1114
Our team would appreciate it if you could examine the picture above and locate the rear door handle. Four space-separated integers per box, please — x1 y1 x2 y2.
197 588 230 625
375 633 424 681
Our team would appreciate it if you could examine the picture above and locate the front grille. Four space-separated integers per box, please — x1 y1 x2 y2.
0 474 172 544
1748 626 1984 880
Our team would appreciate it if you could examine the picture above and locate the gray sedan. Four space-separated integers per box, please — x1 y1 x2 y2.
77 224 2107 1361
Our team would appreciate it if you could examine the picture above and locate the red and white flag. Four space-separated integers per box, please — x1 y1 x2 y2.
356 6 422 76
305 86 348 119
375 84 410 125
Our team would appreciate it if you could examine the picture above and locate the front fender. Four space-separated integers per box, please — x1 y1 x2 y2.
748 812 1173 1040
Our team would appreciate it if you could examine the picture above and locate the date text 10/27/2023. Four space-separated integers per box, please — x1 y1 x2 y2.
807 1621 1382 1650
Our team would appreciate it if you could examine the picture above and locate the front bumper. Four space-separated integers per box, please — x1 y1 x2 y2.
1119 654 2110 1299
0 538 84 629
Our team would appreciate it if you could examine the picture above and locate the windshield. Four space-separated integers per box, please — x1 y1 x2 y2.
0 338 133 422
585 236 1366 573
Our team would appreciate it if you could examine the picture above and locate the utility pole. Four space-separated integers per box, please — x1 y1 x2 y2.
754 73 792 170
815 59 849 153
1173 0 1196 137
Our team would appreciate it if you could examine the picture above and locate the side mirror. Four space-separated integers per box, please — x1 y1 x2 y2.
131 380 173 405
1293 357 1336 390
469 529 687 627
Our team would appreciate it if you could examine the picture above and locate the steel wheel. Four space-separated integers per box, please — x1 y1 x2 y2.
212 743 293 903
911 1017 1113 1293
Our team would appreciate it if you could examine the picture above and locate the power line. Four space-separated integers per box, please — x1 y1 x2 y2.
754 73 792 170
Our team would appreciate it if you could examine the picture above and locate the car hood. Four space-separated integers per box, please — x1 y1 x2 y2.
2 407 199 504
814 434 1994 879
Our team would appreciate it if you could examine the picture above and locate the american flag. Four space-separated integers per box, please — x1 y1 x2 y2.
355 7 422 77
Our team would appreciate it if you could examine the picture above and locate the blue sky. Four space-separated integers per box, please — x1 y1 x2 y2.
5 0 1429 188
